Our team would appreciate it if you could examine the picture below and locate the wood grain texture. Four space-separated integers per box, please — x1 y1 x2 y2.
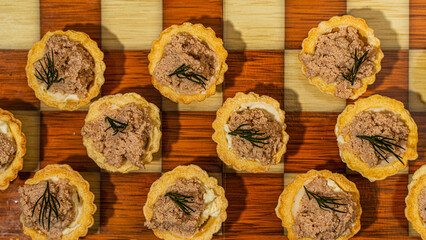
161 111 222 172
40 0 101 45
284 112 347 173
409 49 426 112
285 0 346 49
410 0 426 49
101 0 162 50
163 0 223 38
224 50 284 105
0 50 40 110
224 173 284 235
162 85 223 112
0 1 39 49
408 112 426 174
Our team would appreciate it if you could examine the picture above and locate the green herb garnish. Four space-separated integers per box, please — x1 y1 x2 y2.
105 117 128 135
357 135 405 165
165 192 195 215
341 48 369 85
32 180 61 231
304 186 346 213
168 64 208 89
34 49 64 90
228 124 270 148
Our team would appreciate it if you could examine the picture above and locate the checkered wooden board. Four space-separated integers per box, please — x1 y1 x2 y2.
0 0 425 239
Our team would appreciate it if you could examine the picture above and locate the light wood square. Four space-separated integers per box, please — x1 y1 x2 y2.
80 172 101 234
161 85 223 111
409 50 426 112
11 111 40 172
284 50 346 112
223 0 284 50
0 1 39 49
101 0 162 50
347 0 409 50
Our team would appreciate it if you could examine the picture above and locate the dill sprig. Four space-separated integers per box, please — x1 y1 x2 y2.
341 48 369 85
357 135 405 165
105 117 128 135
228 124 270 148
168 64 208 89
165 192 195 215
31 180 61 231
34 49 64 90
304 186 346 213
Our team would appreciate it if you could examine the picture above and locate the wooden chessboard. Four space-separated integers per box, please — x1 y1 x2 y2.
0 0 425 239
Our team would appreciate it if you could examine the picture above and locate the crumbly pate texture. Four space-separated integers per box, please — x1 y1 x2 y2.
19 179 77 240
227 108 282 166
339 110 409 167
145 177 207 238
0 132 16 169
154 33 219 95
300 26 376 99
418 187 426 225
34 34 95 98
293 177 356 240
81 103 153 169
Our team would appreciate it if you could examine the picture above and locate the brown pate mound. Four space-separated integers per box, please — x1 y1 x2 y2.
0 132 16 169
34 34 95 99
293 177 356 240
339 110 409 167
227 108 282 166
145 177 206 238
19 179 77 240
418 187 426 225
153 33 219 95
81 103 153 169
299 26 376 99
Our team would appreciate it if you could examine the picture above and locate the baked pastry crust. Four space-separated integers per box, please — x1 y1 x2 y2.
82 92 161 173
26 30 106 111
335 94 418 181
148 22 228 104
0 108 26 191
21 164 96 240
300 15 384 99
143 164 228 240
212 92 289 173
406 164 426 239
275 169 362 240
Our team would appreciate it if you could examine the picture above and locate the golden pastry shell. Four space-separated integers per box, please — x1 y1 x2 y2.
0 108 26 191
300 15 384 99
26 30 106 111
212 92 289 173
148 22 228 104
406 164 426 239
143 164 228 240
82 92 161 173
275 169 362 240
335 94 418 181
21 164 96 240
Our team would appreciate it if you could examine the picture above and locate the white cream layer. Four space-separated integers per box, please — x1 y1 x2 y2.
47 91 79 102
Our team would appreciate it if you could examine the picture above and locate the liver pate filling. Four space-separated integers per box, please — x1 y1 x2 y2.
145 178 207 238
34 34 95 99
19 179 77 240
81 103 153 169
299 26 376 99
0 132 16 170
153 33 219 94
227 108 282 165
293 177 356 240
339 111 409 167
418 187 426 225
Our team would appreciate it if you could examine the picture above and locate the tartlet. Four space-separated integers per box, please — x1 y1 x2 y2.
19 164 96 240
26 30 105 111
335 95 418 181
148 22 228 104
275 169 362 240
406 164 426 239
143 164 228 240
300 15 384 99
82 93 161 173
212 92 289 173
0 108 26 190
